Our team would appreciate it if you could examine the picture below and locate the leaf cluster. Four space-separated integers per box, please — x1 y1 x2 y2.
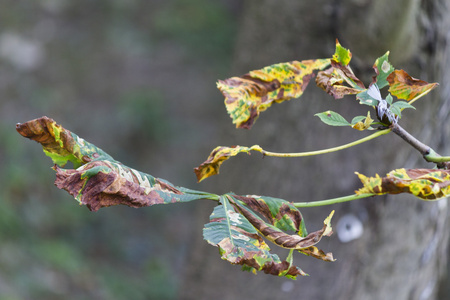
16 40 450 280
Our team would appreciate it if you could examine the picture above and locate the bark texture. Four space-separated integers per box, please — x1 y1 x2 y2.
180 1 450 299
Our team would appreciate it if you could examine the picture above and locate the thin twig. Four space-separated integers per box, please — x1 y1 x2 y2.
261 129 391 158
292 193 374 208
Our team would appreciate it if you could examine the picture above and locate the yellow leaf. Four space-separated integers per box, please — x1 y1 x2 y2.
351 112 373 131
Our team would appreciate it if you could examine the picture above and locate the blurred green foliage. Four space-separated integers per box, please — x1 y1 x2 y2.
0 0 239 299
152 0 237 59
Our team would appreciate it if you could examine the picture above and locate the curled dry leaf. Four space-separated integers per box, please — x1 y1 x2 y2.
316 60 365 99
17 116 216 211
16 116 113 168
234 197 334 258
218 59 330 129
387 70 438 103
355 168 450 200
194 145 263 182
233 195 307 234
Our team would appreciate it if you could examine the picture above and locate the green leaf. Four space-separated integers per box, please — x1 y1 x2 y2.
355 169 450 200
372 51 394 89
17 116 218 211
389 100 415 119
389 105 402 119
332 39 352 66
390 100 416 110
385 94 393 105
218 59 331 129
315 111 351 126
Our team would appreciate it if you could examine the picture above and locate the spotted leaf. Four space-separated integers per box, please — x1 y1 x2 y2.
315 110 351 127
218 59 330 129
372 51 394 89
355 168 450 200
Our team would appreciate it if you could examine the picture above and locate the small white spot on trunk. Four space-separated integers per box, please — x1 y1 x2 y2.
336 214 363 243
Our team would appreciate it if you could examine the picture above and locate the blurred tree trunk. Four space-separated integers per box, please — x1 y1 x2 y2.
180 1 450 299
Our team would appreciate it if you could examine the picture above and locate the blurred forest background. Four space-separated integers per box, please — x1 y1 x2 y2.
0 1 241 299
1 1 450 300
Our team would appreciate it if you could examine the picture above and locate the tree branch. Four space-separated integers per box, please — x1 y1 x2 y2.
390 122 450 169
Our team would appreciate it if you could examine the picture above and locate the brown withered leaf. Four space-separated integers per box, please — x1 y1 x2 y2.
55 160 216 211
194 145 263 182
53 160 198 211
233 195 306 234
387 69 438 103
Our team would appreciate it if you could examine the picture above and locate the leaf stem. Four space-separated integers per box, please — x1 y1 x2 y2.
292 193 374 208
261 129 391 158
